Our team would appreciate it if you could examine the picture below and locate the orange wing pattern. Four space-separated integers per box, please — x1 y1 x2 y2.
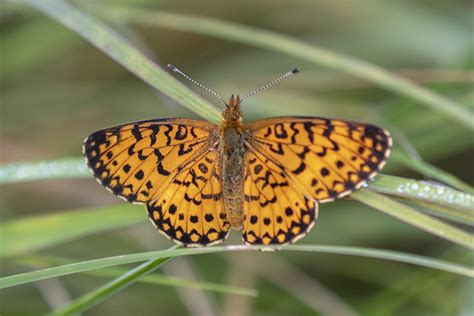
246 117 392 202
242 149 318 246
83 118 218 204
146 149 230 246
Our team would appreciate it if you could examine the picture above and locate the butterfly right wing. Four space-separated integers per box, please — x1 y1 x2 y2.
242 149 318 246
83 118 218 204
241 116 391 246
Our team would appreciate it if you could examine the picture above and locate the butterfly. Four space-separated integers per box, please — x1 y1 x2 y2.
83 67 392 247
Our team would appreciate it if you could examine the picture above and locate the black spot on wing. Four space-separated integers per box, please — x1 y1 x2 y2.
292 162 306 175
131 125 142 141
175 124 188 140
302 122 314 143
274 123 288 139
157 162 170 176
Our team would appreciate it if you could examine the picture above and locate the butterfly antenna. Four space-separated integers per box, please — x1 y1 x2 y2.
241 67 299 101
167 64 226 106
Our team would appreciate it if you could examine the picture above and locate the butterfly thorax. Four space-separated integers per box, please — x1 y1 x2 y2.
221 95 246 229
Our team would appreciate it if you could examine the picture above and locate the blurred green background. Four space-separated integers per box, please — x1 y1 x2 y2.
1 0 473 315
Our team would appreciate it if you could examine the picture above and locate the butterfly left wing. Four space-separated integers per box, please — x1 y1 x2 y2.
242 149 318 246
84 118 230 246
246 117 392 202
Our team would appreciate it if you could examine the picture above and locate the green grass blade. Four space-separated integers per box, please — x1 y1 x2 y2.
0 205 143 257
21 0 221 123
96 7 473 130
370 174 473 213
15 256 257 297
353 189 473 250
50 248 177 316
0 158 87 184
1 245 472 290
407 200 473 225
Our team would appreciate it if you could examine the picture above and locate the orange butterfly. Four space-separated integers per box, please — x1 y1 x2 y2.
83 66 391 247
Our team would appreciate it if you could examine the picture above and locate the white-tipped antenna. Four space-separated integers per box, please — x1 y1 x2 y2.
241 67 299 101
167 64 226 106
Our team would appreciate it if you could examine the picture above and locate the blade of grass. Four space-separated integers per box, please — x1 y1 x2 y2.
21 0 221 123
49 247 178 316
406 199 474 225
354 189 473 250
0 157 88 184
0 204 144 257
1 245 472 291
95 6 473 130
15 255 257 297
369 174 473 213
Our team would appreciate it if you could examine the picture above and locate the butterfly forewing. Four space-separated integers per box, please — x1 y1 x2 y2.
246 117 392 202
83 118 219 204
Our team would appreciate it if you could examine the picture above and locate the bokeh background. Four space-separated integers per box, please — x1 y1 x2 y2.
1 0 473 315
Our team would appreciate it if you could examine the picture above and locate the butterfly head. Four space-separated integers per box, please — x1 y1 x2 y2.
222 94 243 125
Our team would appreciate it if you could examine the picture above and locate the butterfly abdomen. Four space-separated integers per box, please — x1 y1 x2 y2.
222 127 246 229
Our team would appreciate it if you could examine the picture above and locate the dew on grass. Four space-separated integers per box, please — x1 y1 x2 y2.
396 180 472 208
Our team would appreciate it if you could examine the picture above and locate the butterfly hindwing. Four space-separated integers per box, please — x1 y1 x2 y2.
242 149 318 246
83 118 219 204
146 149 231 246
246 117 392 202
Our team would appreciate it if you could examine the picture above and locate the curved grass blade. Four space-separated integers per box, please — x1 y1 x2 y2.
1 245 472 290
